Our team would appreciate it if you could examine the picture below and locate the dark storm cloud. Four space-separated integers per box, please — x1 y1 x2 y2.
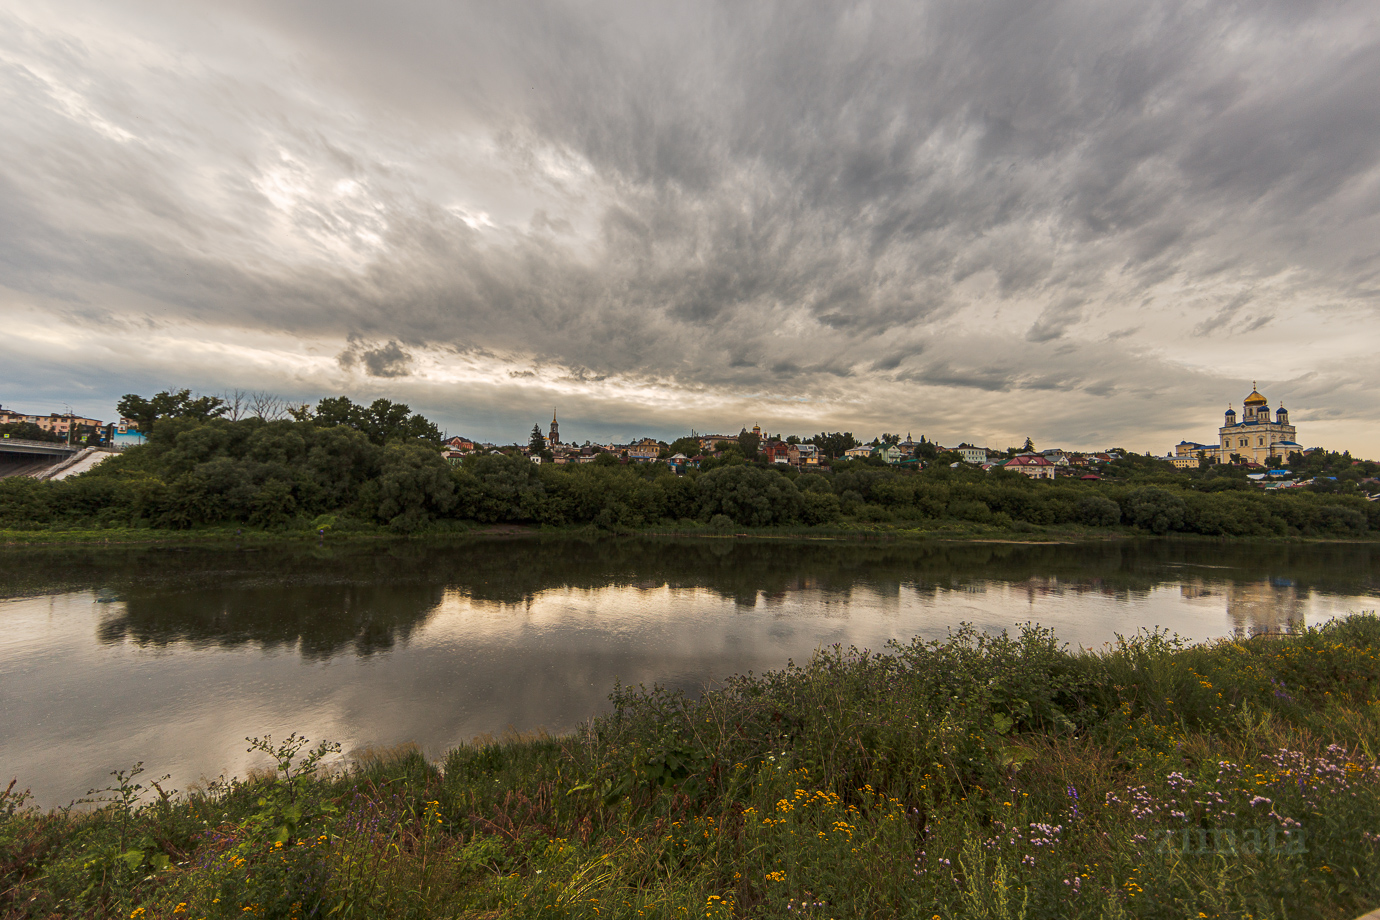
3 0 1379 446
338 339 415 378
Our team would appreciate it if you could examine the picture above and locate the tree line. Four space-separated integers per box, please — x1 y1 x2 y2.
1 400 1376 536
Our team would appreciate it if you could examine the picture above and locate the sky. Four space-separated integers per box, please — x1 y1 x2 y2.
1 0 1378 454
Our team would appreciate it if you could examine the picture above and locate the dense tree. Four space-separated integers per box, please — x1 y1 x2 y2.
808 432 858 459
530 425 547 454
303 396 442 445
0 422 64 443
696 465 804 527
1076 494 1122 527
1121 487 1187 534
117 390 227 435
373 443 458 532
668 437 702 457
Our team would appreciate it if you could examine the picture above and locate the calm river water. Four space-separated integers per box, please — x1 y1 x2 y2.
2 537 1378 806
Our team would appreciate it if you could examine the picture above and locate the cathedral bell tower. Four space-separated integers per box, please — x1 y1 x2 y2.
549 410 560 446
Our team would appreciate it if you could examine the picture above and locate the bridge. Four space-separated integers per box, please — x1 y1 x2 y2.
0 438 80 479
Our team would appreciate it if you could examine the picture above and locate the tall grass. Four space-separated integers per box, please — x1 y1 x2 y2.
6 615 1380 918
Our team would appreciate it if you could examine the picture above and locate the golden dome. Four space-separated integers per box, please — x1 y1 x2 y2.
1243 381 1267 406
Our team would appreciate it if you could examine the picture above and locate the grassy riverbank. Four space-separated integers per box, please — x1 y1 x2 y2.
2 518 1378 547
6 617 1380 919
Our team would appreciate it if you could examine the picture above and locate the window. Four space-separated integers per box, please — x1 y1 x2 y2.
1259 437 1265 446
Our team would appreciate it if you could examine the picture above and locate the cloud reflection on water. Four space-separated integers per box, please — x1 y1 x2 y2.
1 538 1377 806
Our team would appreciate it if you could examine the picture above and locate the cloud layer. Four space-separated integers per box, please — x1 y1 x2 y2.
1 0 1378 451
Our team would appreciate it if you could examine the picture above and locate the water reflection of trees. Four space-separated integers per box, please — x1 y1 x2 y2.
97 582 445 659
0 537 1375 658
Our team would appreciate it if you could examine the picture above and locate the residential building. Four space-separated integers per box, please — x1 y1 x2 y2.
957 444 987 464
1174 441 1215 465
1003 454 1058 479
627 439 661 461
697 434 737 452
0 406 105 440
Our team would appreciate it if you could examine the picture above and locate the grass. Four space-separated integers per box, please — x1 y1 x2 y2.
7 616 1380 918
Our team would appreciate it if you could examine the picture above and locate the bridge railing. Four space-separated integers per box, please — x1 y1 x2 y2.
0 438 80 453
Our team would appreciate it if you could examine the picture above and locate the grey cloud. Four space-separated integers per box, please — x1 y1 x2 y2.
1193 291 1255 337
3 0 1380 450
338 339 415 378
1026 298 1086 343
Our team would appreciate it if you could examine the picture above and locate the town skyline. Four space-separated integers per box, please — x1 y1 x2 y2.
0 380 1334 462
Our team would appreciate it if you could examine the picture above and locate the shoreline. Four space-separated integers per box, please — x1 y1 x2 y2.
4 522 1380 548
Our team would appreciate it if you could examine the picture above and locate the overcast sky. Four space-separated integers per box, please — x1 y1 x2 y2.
2 0 1378 453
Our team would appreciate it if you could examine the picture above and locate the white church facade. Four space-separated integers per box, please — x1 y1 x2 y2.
1175 384 1303 467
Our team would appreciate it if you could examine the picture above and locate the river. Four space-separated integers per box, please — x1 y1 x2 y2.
1 536 1377 806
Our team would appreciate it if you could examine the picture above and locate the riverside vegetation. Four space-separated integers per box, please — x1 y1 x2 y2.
0 396 1376 538
6 615 1380 918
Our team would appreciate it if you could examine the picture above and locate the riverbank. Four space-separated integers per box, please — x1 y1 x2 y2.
5 616 1380 919
3 519 1378 547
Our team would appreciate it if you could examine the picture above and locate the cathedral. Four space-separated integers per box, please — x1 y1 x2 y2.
1176 384 1303 466
548 410 560 446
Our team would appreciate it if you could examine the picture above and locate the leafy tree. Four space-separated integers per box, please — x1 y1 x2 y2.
454 453 546 523
809 432 858 459
668 437 702 457
374 443 458 532
879 433 902 447
800 489 841 524
303 396 441 446
737 430 761 459
117 390 227 435
696 465 804 526
1121 487 1187 534
1076 494 1122 527
0 422 63 443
